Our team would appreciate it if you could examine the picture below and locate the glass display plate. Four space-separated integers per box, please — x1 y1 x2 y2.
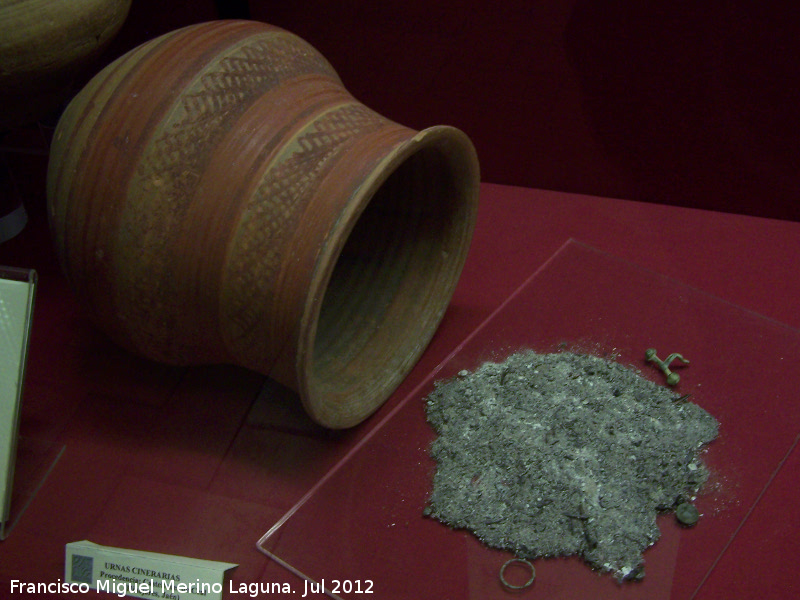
0 267 63 539
257 240 800 599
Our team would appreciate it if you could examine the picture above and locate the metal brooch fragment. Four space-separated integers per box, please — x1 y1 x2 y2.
645 348 690 386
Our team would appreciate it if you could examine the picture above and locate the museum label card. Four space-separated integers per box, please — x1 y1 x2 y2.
65 540 238 600
0 267 36 531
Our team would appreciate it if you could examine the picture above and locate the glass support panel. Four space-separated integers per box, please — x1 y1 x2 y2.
257 240 800 599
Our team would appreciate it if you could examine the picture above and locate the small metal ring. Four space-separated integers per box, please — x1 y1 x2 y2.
499 558 535 591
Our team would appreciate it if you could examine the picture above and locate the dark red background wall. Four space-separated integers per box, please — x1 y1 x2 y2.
102 1 800 221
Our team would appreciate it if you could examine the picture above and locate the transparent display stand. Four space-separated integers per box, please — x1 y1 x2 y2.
1 267 63 539
257 240 800 599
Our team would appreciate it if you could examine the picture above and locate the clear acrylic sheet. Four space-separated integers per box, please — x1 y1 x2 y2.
0 267 63 539
257 240 800 599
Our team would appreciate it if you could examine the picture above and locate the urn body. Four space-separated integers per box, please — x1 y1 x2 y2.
47 21 479 427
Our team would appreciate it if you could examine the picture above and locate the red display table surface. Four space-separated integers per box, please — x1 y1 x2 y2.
1 183 799 598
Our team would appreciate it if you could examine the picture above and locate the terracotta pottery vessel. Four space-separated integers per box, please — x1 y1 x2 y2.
0 0 131 130
47 21 479 428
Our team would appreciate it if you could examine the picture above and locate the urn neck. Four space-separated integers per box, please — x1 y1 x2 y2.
293 125 479 428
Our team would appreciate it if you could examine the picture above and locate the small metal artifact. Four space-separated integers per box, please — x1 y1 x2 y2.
499 558 535 591
645 348 690 385
675 502 700 526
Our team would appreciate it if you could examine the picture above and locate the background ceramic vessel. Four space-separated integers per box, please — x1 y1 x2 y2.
0 0 131 130
47 20 480 428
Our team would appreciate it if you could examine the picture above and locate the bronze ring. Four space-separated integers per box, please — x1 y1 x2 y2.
499 558 535 591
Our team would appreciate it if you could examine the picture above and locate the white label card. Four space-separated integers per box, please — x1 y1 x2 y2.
0 268 36 531
65 540 238 600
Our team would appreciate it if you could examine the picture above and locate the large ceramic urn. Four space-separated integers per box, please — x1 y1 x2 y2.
47 21 479 428
0 0 131 130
